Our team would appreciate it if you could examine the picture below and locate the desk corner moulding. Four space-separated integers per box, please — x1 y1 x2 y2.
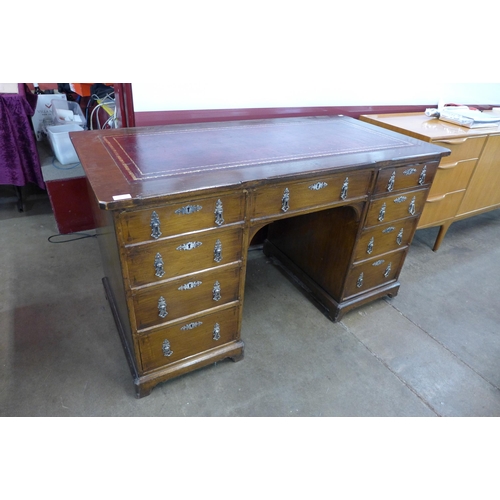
71 115 450 398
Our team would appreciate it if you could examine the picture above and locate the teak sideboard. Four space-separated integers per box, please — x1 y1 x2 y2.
71 116 449 398
360 112 500 251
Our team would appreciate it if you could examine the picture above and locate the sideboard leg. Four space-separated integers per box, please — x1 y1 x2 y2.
433 221 452 251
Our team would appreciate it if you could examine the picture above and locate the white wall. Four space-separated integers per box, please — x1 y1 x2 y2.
10 1 498 112
127 1 499 112
131 82 500 112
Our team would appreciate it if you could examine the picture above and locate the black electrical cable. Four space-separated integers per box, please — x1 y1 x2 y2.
47 232 97 243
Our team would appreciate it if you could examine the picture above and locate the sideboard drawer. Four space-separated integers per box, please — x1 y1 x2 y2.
138 305 240 373
432 136 486 165
354 218 417 262
427 158 476 198
365 188 428 227
124 226 244 287
374 161 438 194
132 264 241 331
119 192 245 244
418 190 465 227
251 170 372 220
344 250 406 299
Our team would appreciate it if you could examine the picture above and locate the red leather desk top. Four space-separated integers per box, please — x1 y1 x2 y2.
70 116 450 209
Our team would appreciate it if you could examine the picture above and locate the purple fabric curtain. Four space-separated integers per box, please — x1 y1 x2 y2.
0 93 45 190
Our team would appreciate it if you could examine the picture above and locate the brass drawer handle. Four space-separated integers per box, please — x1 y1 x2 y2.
408 196 416 216
154 252 165 278
387 171 395 192
340 177 349 200
282 188 290 212
418 165 427 185
378 203 386 222
150 211 162 240
397 228 403 245
158 296 168 318
214 239 222 263
162 339 173 357
213 281 221 301
384 262 392 278
214 199 224 226
213 323 221 341
356 272 364 288
367 237 374 254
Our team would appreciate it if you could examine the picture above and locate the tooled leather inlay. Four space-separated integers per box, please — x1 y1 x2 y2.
100 119 413 182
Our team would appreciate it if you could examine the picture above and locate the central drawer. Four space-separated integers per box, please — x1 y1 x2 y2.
131 264 241 331
251 170 372 220
138 305 240 373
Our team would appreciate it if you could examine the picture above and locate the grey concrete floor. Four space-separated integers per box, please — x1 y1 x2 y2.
1 186 499 417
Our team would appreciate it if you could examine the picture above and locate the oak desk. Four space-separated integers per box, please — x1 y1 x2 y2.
71 116 449 397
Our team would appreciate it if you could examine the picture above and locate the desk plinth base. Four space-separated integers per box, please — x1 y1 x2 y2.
102 277 245 398
263 241 400 322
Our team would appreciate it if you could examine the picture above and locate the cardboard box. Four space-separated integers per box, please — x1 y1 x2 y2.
31 94 67 141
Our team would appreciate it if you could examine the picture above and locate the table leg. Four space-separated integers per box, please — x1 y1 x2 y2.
433 221 452 251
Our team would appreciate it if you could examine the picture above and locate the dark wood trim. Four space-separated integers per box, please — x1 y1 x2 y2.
114 83 135 128
133 105 437 127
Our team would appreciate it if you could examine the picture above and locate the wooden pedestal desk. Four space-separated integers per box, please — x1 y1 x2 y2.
71 116 449 398
360 112 500 250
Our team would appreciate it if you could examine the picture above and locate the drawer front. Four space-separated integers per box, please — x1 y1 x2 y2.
418 190 465 227
132 264 241 331
365 188 429 227
354 218 417 262
138 305 240 372
125 226 244 287
432 136 486 165
374 161 438 195
119 192 245 245
344 250 406 298
428 158 476 197
251 170 372 220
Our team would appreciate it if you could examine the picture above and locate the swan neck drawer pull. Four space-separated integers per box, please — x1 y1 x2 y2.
158 296 168 318
162 339 173 357
213 323 221 341
154 252 165 278
214 199 224 226
150 211 162 240
340 177 349 200
387 171 395 192
281 188 290 212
